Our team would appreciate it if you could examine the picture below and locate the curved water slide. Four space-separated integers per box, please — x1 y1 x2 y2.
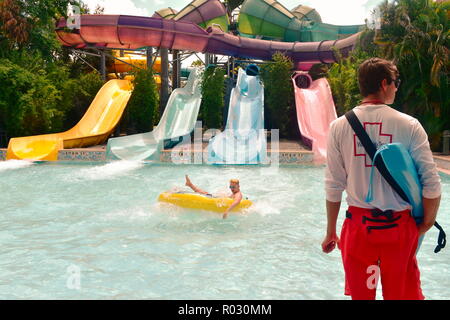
153 8 178 20
107 50 162 89
6 80 132 161
172 0 229 32
55 15 360 67
290 4 323 23
238 0 363 42
208 67 265 164
291 72 337 162
106 68 202 161
108 50 161 74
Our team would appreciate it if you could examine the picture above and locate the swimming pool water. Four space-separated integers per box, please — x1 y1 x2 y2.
0 160 449 299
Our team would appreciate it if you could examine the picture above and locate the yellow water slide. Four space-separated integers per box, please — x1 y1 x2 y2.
6 80 132 161
109 50 161 74
107 50 162 89
107 73 162 90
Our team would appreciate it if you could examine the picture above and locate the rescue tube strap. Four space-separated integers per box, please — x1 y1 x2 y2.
371 209 394 220
434 222 446 253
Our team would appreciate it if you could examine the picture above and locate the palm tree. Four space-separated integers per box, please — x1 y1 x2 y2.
374 0 449 150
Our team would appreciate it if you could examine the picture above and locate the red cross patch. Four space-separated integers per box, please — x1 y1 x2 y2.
353 122 393 167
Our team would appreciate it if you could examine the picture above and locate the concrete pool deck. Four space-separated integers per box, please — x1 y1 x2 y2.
0 139 314 164
1 142 450 174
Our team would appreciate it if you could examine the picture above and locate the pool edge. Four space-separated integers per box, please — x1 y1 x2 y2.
1 147 449 173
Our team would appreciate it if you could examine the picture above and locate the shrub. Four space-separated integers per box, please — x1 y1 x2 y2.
260 52 294 138
126 68 159 133
61 72 104 129
0 58 64 138
200 65 225 129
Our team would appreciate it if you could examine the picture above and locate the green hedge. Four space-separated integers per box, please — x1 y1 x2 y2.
260 52 295 138
0 58 63 138
125 68 159 134
200 66 225 129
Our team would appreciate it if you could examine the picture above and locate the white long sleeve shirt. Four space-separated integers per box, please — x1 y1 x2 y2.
325 104 442 211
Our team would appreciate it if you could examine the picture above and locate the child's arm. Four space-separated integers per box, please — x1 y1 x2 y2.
223 193 243 219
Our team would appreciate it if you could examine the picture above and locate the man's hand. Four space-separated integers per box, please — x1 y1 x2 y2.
322 233 340 253
419 195 441 237
322 200 341 253
417 221 434 237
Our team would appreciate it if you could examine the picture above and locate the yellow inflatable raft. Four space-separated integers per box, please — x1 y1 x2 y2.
157 192 253 213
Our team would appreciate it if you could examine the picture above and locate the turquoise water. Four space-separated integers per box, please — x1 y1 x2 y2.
0 160 448 299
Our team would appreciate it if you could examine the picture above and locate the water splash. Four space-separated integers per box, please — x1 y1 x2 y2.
248 199 281 216
102 206 154 221
0 160 34 172
75 160 144 180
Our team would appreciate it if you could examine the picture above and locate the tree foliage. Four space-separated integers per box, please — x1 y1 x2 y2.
0 0 105 147
260 52 295 138
325 0 448 150
126 68 159 134
62 71 104 129
325 29 380 115
200 65 225 129
0 53 103 141
0 57 63 137
374 0 449 149
0 0 84 59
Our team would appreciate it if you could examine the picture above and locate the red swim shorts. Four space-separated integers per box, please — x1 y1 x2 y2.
339 206 424 300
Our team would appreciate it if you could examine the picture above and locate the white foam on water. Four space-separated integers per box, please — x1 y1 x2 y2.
167 186 189 193
75 160 144 180
248 199 281 216
153 201 184 217
0 160 34 172
102 205 154 221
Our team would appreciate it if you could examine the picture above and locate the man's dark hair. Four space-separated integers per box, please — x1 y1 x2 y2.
358 58 399 97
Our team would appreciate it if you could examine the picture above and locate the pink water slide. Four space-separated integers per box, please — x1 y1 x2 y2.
292 72 337 163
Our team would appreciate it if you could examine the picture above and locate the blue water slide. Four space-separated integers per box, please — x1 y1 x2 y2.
207 66 267 164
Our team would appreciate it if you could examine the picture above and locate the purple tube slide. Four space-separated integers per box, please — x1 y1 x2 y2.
56 15 360 65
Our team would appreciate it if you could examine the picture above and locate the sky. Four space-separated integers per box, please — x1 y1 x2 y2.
82 0 386 26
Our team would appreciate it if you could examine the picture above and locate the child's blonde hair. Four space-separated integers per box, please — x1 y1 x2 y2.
230 179 239 184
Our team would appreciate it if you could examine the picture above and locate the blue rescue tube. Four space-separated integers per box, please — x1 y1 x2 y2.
366 143 424 249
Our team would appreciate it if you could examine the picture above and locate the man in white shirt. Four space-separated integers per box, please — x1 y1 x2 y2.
322 58 441 300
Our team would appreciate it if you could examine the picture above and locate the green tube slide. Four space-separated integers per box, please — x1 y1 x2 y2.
173 0 230 32
238 0 363 42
